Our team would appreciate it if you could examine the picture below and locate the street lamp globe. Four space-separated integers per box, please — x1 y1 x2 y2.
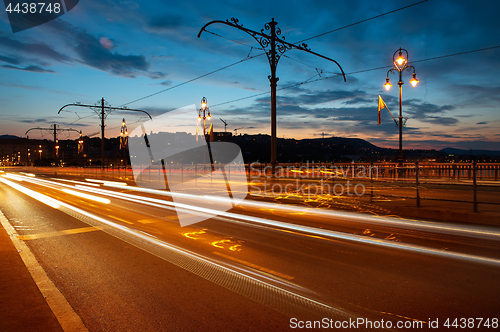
410 73 419 87
201 97 207 110
395 50 407 68
384 78 392 91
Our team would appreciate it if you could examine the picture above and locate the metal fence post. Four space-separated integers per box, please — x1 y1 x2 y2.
473 160 478 212
370 162 374 203
416 161 420 207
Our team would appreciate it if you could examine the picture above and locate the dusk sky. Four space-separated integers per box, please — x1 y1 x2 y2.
0 0 499 150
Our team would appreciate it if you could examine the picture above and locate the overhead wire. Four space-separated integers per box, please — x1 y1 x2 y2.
210 44 500 108
115 2 430 108
293 0 429 44
204 30 263 50
117 52 266 107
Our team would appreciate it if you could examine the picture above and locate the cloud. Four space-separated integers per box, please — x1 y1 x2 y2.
147 15 184 33
0 35 72 63
404 99 456 117
148 72 168 79
19 118 50 123
2 20 168 79
418 116 459 126
0 82 85 96
476 121 488 125
1 65 55 73
446 84 500 106
71 29 148 77
0 54 21 65
342 97 373 105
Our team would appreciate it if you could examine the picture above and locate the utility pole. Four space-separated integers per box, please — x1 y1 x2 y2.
25 125 80 165
199 17 346 175
58 99 152 169
101 98 105 169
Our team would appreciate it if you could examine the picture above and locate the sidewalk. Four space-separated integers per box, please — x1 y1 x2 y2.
0 216 64 332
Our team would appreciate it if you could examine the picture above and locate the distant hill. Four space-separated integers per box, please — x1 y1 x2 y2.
301 136 381 151
0 135 20 139
441 148 500 156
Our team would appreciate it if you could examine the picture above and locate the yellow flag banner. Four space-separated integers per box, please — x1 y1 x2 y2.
378 95 386 125
378 95 397 125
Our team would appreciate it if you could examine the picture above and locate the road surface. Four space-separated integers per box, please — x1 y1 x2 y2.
0 170 499 331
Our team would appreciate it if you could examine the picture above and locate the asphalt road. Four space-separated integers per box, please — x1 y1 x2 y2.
1 171 499 331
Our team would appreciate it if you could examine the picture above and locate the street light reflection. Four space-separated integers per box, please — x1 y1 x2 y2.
182 230 206 239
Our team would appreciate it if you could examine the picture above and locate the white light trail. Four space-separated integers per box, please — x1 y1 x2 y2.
61 189 111 204
86 179 127 187
3 173 500 266
0 177 60 209
104 181 500 241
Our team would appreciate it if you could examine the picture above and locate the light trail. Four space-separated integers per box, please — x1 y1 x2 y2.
61 188 111 204
104 181 500 241
4 173 500 266
53 178 100 187
0 175 357 321
0 176 60 209
85 179 128 187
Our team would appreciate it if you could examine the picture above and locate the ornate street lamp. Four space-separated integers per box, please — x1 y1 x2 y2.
384 48 418 167
198 97 215 169
198 97 212 137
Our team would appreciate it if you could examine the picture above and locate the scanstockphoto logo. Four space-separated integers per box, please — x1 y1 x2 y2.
128 105 248 227
4 0 79 33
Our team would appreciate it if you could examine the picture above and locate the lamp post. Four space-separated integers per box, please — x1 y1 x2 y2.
198 97 212 137
198 97 214 169
384 48 419 168
119 118 128 150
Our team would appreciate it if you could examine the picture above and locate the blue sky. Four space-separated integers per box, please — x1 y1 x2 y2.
0 0 499 150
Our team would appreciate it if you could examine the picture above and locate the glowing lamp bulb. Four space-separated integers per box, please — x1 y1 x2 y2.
384 78 392 91
410 73 419 87
206 114 211 120
198 116 202 122
396 57 405 66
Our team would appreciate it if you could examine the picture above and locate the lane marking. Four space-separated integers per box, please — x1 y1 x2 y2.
107 215 134 224
213 251 294 281
137 219 157 224
0 210 89 332
17 226 106 241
